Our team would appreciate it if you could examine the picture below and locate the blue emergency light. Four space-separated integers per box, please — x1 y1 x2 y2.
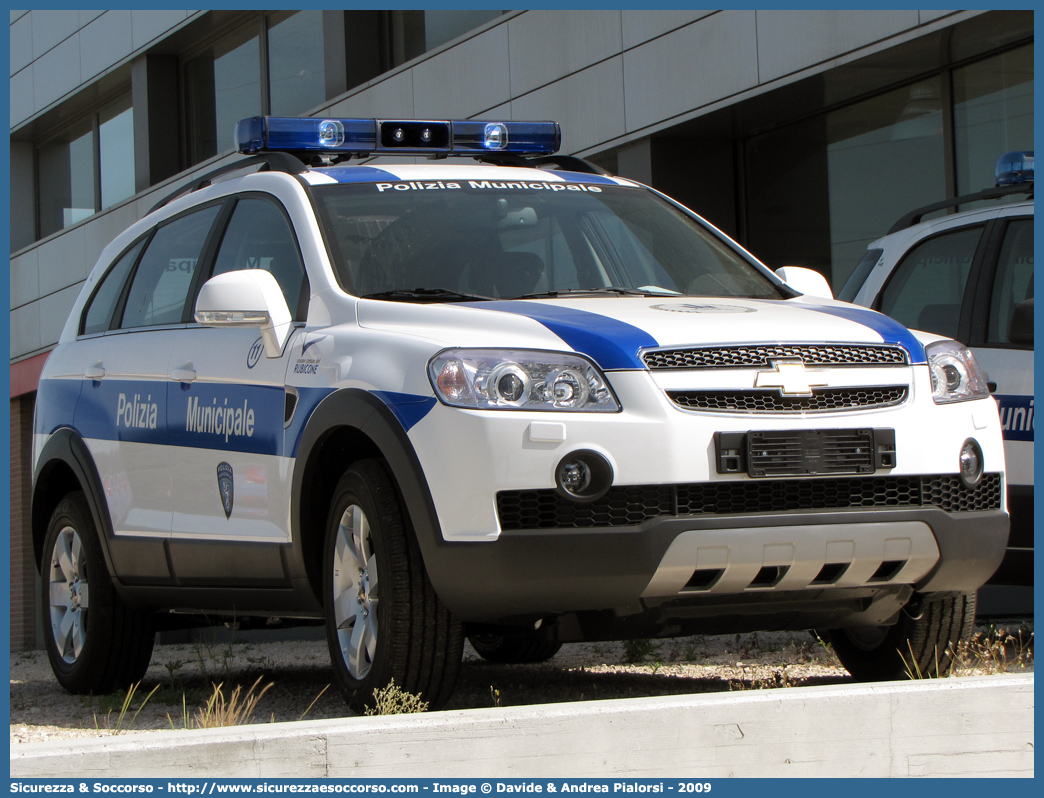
235 116 561 157
995 151 1034 186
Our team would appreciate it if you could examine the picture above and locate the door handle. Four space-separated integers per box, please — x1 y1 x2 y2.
84 364 105 380
171 364 197 383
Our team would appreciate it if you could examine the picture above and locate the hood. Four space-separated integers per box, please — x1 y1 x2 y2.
357 296 926 370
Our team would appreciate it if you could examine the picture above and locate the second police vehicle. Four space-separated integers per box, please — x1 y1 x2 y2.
33 117 1009 709
840 152 1032 611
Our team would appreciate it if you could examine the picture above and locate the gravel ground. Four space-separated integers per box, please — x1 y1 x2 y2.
10 623 1033 745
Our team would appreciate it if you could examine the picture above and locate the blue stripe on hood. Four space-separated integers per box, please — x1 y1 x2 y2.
802 303 927 364
473 301 658 370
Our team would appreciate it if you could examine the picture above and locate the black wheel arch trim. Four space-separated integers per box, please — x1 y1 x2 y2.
32 428 118 576
291 388 451 601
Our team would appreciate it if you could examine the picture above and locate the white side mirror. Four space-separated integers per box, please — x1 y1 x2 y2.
195 270 293 357
775 266 834 299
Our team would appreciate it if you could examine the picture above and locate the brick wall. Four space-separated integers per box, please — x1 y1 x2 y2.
10 395 39 651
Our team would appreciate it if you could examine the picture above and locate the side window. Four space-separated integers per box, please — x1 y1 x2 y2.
81 239 145 335
987 218 1034 344
211 197 308 320
878 226 983 339
121 206 220 329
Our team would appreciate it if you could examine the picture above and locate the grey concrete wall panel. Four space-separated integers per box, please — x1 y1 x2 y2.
412 26 511 120
620 10 715 50
483 102 511 121
9 676 1035 778
84 203 138 270
325 70 415 120
756 9 921 84
38 285 81 350
919 10 958 25
507 10 621 97
10 301 42 358
10 248 39 310
511 57 625 155
33 35 82 116
622 11 759 134
78 11 105 28
10 14 33 75
9 65 34 127
11 11 30 25
37 224 87 299
132 9 190 51
80 11 133 87
31 10 79 61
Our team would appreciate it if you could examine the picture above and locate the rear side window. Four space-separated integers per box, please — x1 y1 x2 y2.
120 206 220 329
878 227 983 339
81 239 145 335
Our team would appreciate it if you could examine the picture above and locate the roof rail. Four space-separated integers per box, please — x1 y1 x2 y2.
468 152 611 176
528 154 612 176
148 152 309 215
888 182 1033 234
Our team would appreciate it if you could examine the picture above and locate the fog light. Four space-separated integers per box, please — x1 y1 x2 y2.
958 439 984 488
555 450 613 502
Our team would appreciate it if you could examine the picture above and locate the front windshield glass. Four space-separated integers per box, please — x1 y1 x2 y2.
311 179 785 301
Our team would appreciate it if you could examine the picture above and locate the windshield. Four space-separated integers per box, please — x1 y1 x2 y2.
311 180 785 301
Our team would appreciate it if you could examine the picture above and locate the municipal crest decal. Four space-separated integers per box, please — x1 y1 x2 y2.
217 462 234 519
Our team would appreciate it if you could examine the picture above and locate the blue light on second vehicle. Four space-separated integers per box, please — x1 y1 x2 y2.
995 151 1034 186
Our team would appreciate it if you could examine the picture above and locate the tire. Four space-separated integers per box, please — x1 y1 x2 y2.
828 592 976 681
324 459 463 712
469 634 562 664
41 491 154 694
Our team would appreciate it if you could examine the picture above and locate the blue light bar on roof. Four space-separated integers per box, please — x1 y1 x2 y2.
234 117 561 157
995 151 1034 186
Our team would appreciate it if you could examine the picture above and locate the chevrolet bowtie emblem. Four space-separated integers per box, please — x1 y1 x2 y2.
754 359 829 397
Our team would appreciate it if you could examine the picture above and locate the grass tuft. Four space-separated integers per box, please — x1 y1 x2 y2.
364 679 429 715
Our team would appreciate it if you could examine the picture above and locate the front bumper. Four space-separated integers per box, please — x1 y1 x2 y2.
422 502 1008 624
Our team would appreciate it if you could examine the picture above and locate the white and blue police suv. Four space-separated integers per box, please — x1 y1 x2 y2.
839 152 1032 612
33 117 1008 709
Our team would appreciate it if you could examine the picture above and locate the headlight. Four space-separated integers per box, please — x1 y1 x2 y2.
428 349 620 412
925 340 990 404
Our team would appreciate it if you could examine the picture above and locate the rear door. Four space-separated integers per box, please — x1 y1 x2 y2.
72 203 223 582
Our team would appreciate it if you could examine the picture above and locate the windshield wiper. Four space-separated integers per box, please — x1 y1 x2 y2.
360 288 496 303
514 286 677 299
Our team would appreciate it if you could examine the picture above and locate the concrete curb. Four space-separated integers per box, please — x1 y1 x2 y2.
10 674 1034 778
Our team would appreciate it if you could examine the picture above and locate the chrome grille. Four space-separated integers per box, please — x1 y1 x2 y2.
668 386 908 413
642 344 909 370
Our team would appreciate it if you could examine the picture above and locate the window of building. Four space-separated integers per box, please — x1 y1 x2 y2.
268 11 326 116
387 10 504 65
184 13 331 165
36 94 135 239
745 78 946 289
184 25 262 164
954 44 1034 198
